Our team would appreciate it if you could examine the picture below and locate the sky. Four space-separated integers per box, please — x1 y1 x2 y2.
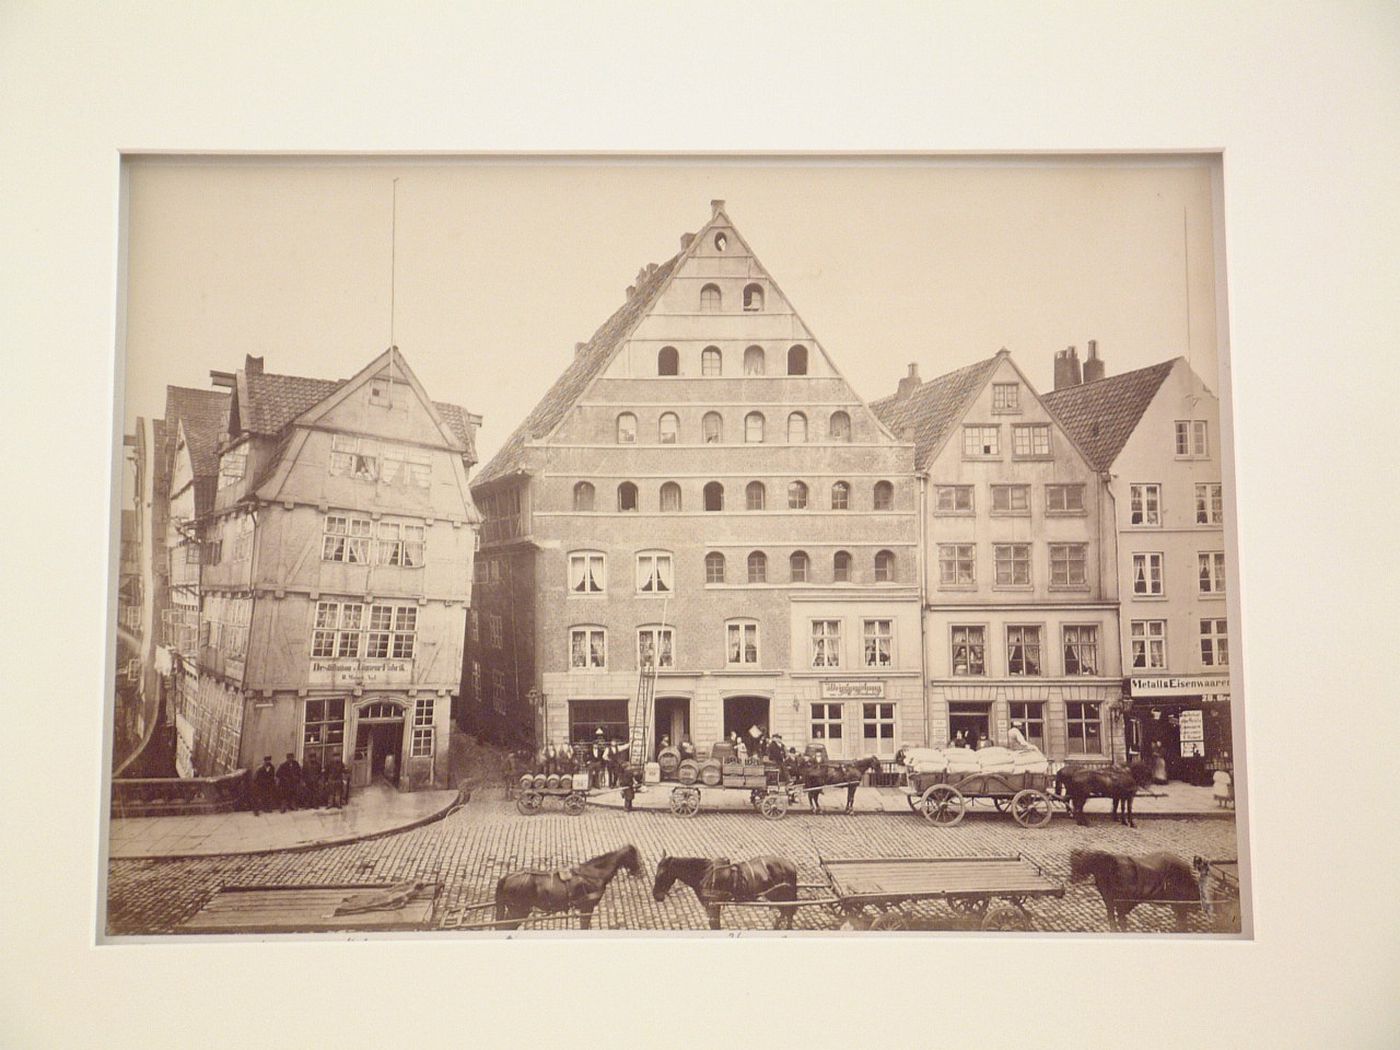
122 157 1221 467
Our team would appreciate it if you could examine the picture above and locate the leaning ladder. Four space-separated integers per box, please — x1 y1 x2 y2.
629 597 668 767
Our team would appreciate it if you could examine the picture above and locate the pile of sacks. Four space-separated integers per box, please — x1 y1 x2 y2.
902 745 1049 776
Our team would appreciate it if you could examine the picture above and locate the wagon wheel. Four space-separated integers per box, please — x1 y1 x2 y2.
920 784 966 826
563 792 587 816
870 911 908 931
991 796 1009 812
1010 789 1054 829
759 791 789 821
669 786 700 818
515 792 542 816
905 792 922 812
981 903 1032 931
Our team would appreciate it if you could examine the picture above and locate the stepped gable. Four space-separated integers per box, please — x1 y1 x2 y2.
1040 359 1177 470
473 251 682 486
869 356 1002 468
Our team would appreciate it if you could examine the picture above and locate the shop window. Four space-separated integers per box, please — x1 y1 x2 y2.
726 620 759 665
569 626 607 670
573 481 595 511
657 346 679 375
1008 702 1045 750
617 413 637 443
745 481 766 511
742 283 764 311
991 485 1030 515
302 698 346 767
569 700 629 745
1200 618 1229 667
658 412 679 444
1067 702 1103 755
935 485 973 514
1130 483 1162 526
745 412 765 443
700 284 722 312
951 626 985 676
702 411 723 444
1199 551 1227 594
873 481 894 510
874 550 896 583
638 626 675 669
789 550 809 582
701 347 722 376
1012 424 1051 457
787 412 807 444
1046 484 1085 514
787 345 808 375
568 551 605 594
659 482 682 513
994 544 1031 587
1133 552 1165 596
636 550 674 594
833 550 852 583
830 481 850 510
746 550 767 584
810 703 844 759
1131 619 1167 669
703 481 724 511
962 425 999 457
1196 483 1224 525
829 411 851 442
1006 625 1042 676
1050 543 1089 588
810 620 841 668
743 345 766 375
787 481 808 509
863 619 893 667
1062 624 1100 675
705 551 726 584
617 482 639 512
411 698 435 757
939 544 975 588
862 703 897 758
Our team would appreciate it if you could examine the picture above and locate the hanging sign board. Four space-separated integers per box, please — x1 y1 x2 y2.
1179 709 1205 742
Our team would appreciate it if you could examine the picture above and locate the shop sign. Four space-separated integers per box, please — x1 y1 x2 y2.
1129 675 1230 697
1180 740 1206 759
309 658 413 687
1179 709 1205 742
820 680 884 700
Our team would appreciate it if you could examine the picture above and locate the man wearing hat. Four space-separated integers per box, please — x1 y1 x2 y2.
590 728 608 788
275 752 302 812
1008 721 1031 751
251 756 277 815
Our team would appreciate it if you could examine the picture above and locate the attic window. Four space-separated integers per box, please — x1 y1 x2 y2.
658 346 680 376
700 284 722 312
743 284 764 311
787 345 808 375
713 232 728 252
369 381 392 407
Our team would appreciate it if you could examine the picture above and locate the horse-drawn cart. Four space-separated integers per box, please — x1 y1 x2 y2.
905 769 1058 828
668 779 802 820
515 774 590 817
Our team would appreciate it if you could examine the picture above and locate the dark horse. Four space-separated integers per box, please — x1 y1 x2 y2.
652 853 799 930
493 844 642 930
1069 849 1201 932
793 755 883 813
1055 760 1153 827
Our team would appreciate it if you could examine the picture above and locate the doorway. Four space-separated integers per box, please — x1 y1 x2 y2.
723 696 769 747
352 701 405 787
654 697 690 752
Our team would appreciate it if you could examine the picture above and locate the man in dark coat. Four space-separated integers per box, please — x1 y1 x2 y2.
300 755 323 809
324 754 347 808
251 756 277 815
767 734 788 781
275 752 302 812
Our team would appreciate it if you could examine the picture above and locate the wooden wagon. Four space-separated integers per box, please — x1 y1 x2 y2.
905 769 1058 829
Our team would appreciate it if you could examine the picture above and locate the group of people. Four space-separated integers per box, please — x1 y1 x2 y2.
948 721 1035 751
537 729 634 790
249 752 350 815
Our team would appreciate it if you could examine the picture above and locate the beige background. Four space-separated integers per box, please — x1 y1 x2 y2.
4 3 1399 1049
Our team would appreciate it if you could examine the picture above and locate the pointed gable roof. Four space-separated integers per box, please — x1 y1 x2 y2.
1040 358 1177 470
163 385 231 480
869 355 1003 468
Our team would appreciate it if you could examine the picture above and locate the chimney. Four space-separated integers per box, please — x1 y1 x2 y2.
574 341 588 357
244 354 264 376
680 232 695 250
896 362 922 398
710 199 726 218
1053 346 1082 391
1083 339 1105 383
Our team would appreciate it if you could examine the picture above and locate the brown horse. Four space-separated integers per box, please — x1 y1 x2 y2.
1069 849 1201 931
1055 761 1153 827
794 755 883 813
652 853 799 930
493 844 642 930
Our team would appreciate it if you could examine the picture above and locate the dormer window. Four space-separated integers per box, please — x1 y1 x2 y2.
657 346 680 376
743 284 764 311
700 284 722 312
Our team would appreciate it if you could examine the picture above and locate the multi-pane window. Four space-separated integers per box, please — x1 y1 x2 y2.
994 544 1031 587
992 383 1020 412
381 446 431 488
1175 420 1209 457
746 551 767 584
873 481 894 510
329 434 377 480
810 703 844 758
659 482 682 512
636 551 673 593
469 609 479 644
1131 619 1167 669
862 703 897 758
1012 424 1051 457
616 413 637 444
1132 552 1165 596
745 412 765 443
1195 483 1224 525
1066 702 1103 754
863 619 892 668
487 613 503 649
569 551 605 594
637 626 675 669
831 482 850 510
951 626 986 676
935 485 973 513
726 621 759 665
312 602 363 658
833 550 852 583
873 550 895 582
1008 702 1046 750
743 345 765 375
701 347 722 376
366 604 418 659
787 481 809 509
378 522 425 567
1198 551 1227 594
789 550 809 582
811 620 842 668
219 450 248 488
704 551 726 584
1045 484 1085 514
1130 483 1161 526
569 626 606 670
1062 625 1100 675
1200 618 1229 667
1049 543 1088 588
302 698 346 767
745 481 767 511
991 485 1030 514
313 602 415 659
963 425 1000 456
787 413 807 444
491 670 507 712
323 515 372 562
410 698 435 757
658 412 679 444
573 481 595 511
1006 625 1042 676
700 284 721 312
938 544 975 587
702 412 723 444
829 411 851 442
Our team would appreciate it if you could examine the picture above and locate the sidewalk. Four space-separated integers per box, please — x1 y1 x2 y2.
588 779 1232 817
107 783 462 859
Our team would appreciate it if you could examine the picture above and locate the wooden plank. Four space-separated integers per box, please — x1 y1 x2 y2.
180 885 437 933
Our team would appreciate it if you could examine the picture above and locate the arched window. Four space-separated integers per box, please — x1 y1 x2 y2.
834 550 852 583
660 482 682 512
787 412 808 444
743 283 764 311
703 481 724 512
831 481 850 510
787 481 809 509
745 481 766 511
745 412 765 443
700 284 722 312
616 413 637 444
701 346 722 376
874 549 896 582
873 480 894 510
658 412 679 444
617 482 638 512
829 411 851 442
573 481 595 512
790 550 810 582
704 551 726 584
747 550 768 584
657 346 679 376
787 344 808 375
702 411 723 444
744 345 766 375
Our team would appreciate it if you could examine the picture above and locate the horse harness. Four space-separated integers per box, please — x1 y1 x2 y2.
699 859 785 903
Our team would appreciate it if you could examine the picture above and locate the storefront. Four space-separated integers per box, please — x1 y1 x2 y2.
1125 674 1233 784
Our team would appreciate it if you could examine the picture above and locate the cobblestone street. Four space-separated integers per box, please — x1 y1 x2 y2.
107 791 1241 936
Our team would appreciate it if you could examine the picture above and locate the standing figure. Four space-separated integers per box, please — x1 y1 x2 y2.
735 738 749 763
324 754 347 808
275 752 302 812
1008 722 1031 751
591 729 608 788
250 756 277 815
301 754 324 809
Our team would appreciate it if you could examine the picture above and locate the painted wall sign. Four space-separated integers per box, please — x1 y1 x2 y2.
820 680 885 699
1129 675 1230 697
309 658 413 687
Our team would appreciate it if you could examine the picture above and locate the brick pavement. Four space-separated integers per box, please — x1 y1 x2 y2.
105 791 1242 936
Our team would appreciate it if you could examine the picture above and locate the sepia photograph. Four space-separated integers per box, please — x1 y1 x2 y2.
104 156 1246 939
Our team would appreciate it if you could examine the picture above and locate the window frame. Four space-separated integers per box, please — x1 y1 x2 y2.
567 550 606 596
699 284 722 313
962 424 1000 458
635 550 674 595
787 412 808 444
573 480 595 511
990 484 1031 516
704 551 726 584
829 411 851 442
1129 482 1162 527
833 550 852 583
616 412 637 444
1005 624 1044 677
862 618 894 669
1132 551 1166 597
743 345 765 376
617 481 639 512
1130 619 1167 670
830 481 850 510
993 543 1032 589
1200 617 1229 668
1049 542 1090 590
322 513 372 564
742 283 764 312
1066 702 1105 755
1008 701 1046 751
787 480 809 509
787 344 808 375
1045 483 1086 515
938 543 976 589
702 411 723 444
701 346 722 376
1061 623 1101 676
725 619 760 666
744 412 765 444
569 625 608 671
1175 419 1209 458
659 481 682 513
1011 423 1052 459
410 697 435 757
810 703 845 759
746 550 768 584
789 550 810 582
950 625 987 676
934 485 974 515
1195 482 1224 525
861 703 898 759
873 549 896 583
377 521 425 568
991 382 1021 413
637 625 676 670
810 619 843 669
658 412 680 444
703 481 724 512
302 697 347 767
745 480 767 511
1198 551 1227 595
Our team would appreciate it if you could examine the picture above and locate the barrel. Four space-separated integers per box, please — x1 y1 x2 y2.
699 759 723 787
677 758 700 785
518 775 533 790
657 747 681 779
532 774 548 790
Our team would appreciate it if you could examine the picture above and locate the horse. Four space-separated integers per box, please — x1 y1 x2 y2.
793 755 883 813
651 853 799 930
493 844 642 930
1069 849 1201 932
1054 760 1153 827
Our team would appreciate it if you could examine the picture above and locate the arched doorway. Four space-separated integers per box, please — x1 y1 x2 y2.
723 695 770 749
352 699 406 788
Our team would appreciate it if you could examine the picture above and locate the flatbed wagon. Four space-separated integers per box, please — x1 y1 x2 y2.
514 775 591 816
905 769 1058 828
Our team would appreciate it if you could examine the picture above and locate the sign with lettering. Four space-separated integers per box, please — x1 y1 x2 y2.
1128 675 1230 697
1178 709 1205 742
820 681 885 700
1180 740 1205 759
309 659 413 688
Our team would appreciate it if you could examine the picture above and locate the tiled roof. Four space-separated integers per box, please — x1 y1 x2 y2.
1040 359 1177 470
473 252 683 486
869 356 1002 468
163 386 231 481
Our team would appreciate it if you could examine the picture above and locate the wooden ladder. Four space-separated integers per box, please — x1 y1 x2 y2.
629 659 657 768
